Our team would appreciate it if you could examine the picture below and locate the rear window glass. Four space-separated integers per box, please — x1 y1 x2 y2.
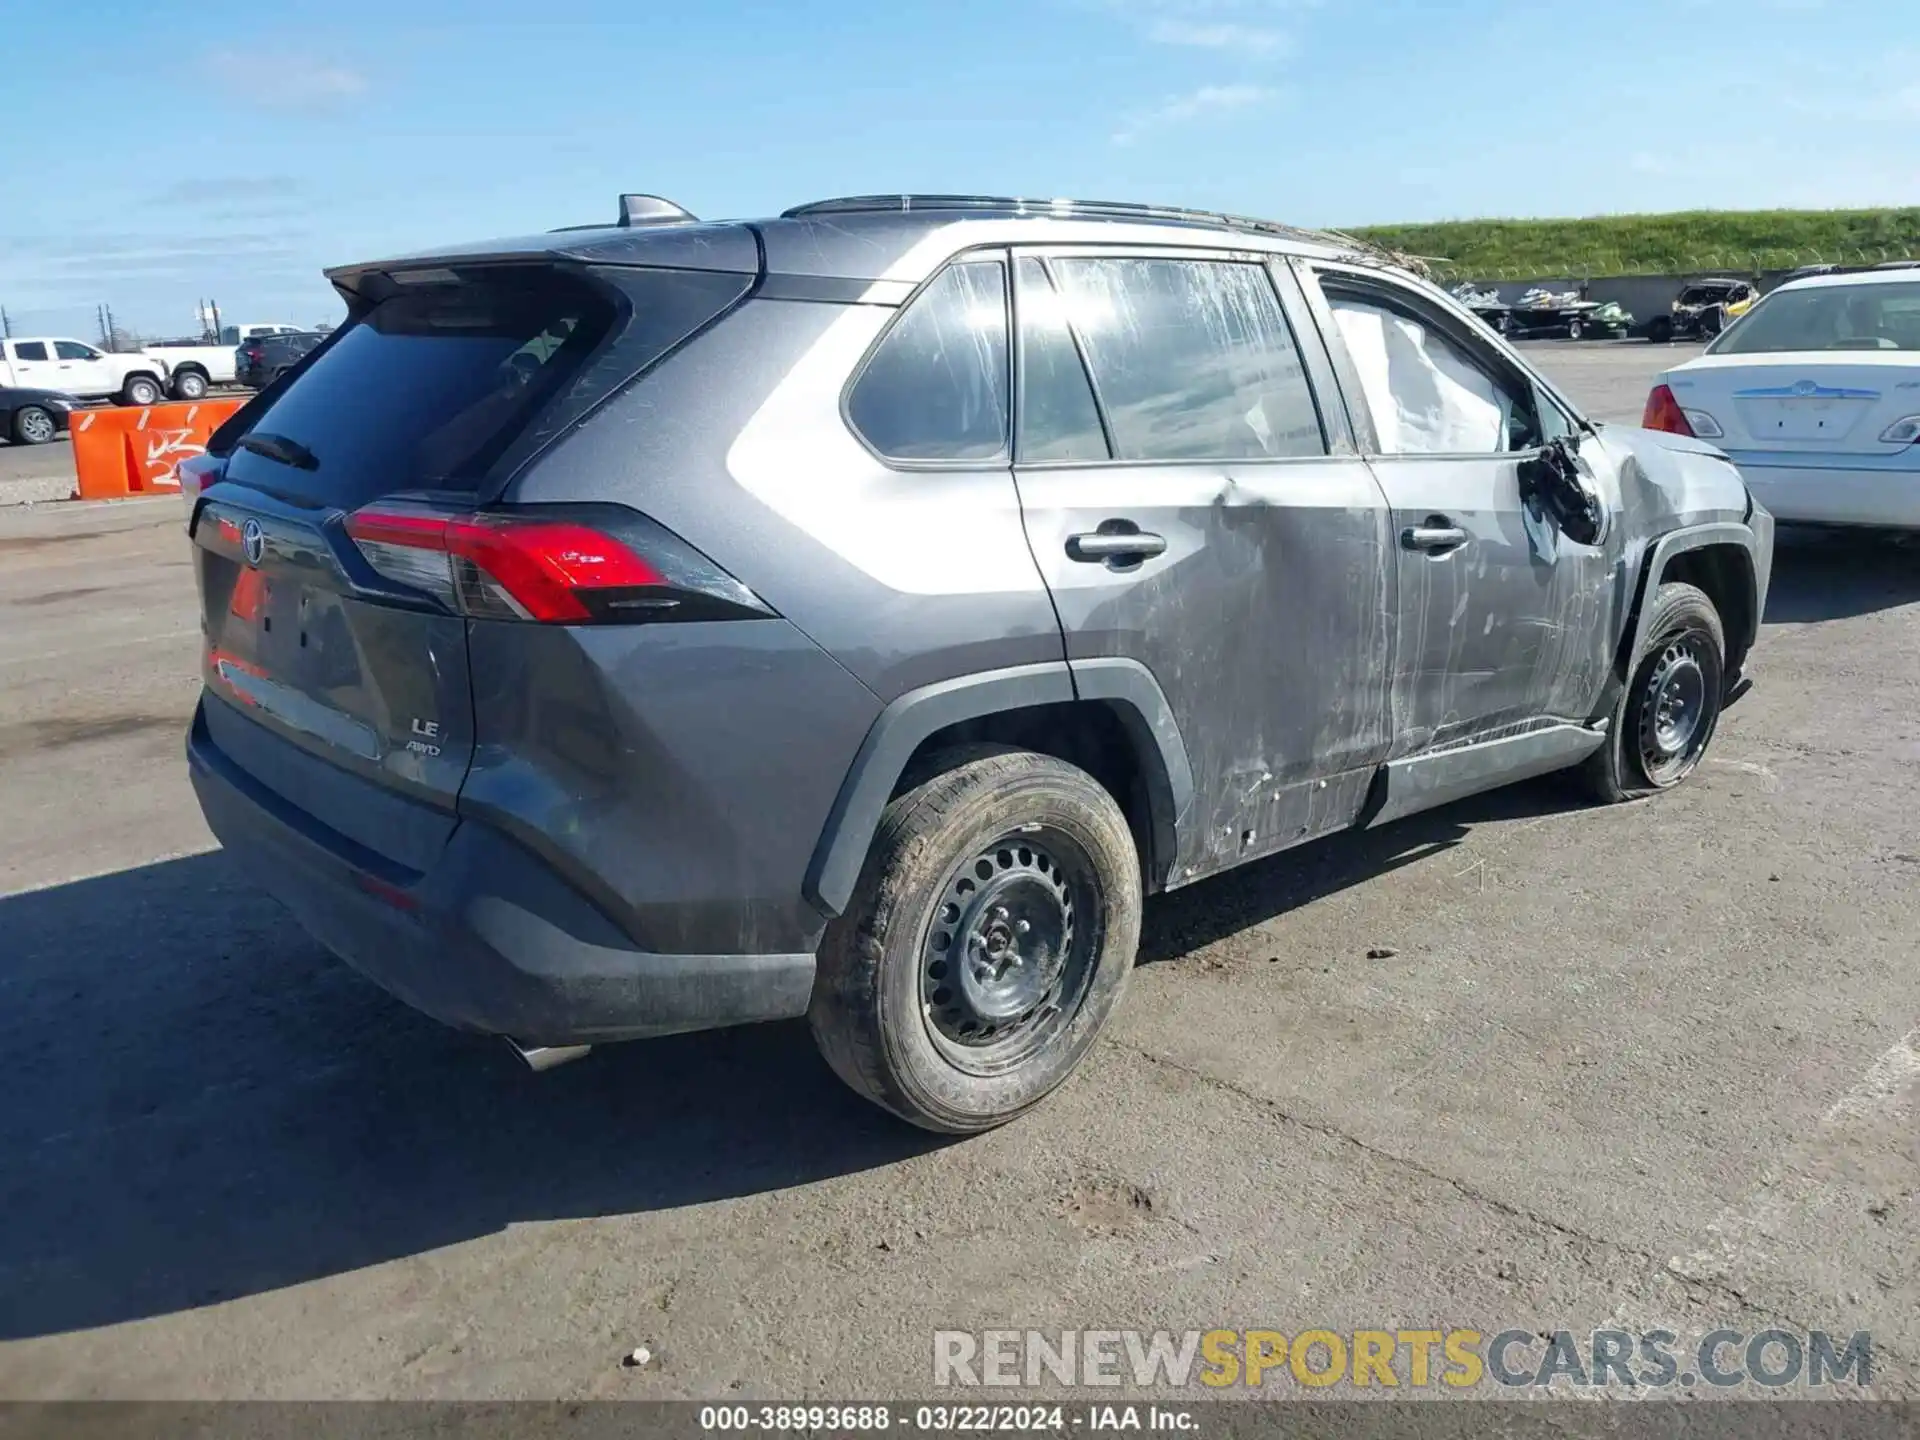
847 261 1010 463
1015 257 1109 463
1712 281 1920 354
223 267 743 506
1049 257 1326 462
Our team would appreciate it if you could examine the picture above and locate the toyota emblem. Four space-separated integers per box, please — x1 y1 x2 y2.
241 518 266 567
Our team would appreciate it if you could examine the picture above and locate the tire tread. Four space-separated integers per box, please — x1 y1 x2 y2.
809 746 1137 1132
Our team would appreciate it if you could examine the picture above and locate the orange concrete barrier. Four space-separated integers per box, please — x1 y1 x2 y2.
69 399 246 501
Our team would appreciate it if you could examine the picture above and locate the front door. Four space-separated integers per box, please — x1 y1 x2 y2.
1010 250 1395 885
1294 262 1620 756
53 340 114 397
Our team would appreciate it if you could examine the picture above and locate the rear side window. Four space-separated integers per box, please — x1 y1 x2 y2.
224 266 741 507
847 261 1010 463
12 342 48 361
1046 257 1325 462
1015 258 1109 463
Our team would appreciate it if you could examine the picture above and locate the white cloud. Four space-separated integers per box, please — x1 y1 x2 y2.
205 48 368 109
1097 0 1308 53
1112 83 1279 145
1146 18 1292 52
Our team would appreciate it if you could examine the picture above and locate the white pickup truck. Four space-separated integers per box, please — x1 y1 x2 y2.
0 337 171 407
141 339 234 398
144 324 310 398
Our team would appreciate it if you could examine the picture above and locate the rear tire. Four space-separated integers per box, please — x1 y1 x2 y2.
171 368 210 400
1580 582 1726 803
120 374 162 407
808 747 1141 1134
1567 316 1585 340
1648 316 1673 344
12 405 56 445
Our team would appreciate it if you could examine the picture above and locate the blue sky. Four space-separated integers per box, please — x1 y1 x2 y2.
3 0 1913 337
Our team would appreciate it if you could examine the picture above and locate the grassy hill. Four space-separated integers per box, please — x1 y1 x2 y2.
1346 209 1920 279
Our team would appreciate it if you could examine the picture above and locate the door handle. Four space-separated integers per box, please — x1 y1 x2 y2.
1067 530 1167 563
1402 522 1469 553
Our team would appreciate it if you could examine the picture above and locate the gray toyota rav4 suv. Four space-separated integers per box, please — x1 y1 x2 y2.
185 194 1773 1132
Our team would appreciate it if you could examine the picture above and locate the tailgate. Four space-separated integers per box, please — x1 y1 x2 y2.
1684 278 1920 453
187 259 756 871
187 265 628 867
194 490 476 863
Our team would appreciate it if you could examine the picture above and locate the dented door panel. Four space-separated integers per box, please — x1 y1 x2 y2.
1365 454 1620 755
1017 460 1394 883
1290 260 1625 754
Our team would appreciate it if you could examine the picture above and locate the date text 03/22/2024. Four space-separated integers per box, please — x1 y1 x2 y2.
697 1405 1191 1432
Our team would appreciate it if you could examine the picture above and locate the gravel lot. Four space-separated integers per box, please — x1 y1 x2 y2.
2 341 1916 1403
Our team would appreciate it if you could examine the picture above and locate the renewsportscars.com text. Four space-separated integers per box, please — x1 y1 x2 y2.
932 1328 1872 1391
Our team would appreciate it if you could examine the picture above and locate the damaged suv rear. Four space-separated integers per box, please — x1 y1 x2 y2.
186 193 1772 1132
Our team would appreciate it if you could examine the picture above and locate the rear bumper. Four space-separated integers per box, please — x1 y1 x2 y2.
187 700 816 1046
1723 450 1920 529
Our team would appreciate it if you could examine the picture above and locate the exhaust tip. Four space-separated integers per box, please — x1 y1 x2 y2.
509 1041 593 1073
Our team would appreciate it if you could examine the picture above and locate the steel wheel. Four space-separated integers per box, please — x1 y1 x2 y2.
1635 630 1719 786
919 828 1101 1076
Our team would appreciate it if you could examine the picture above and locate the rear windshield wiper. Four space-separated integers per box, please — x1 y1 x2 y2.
236 432 319 471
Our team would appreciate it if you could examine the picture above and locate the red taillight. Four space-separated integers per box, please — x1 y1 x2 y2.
1642 384 1695 436
343 503 765 625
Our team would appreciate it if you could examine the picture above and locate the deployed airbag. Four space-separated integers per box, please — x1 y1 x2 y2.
1331 298 1509 454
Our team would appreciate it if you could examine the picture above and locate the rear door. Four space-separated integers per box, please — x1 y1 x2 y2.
191 263 747 862
1296 262 1619 753
6 341 55 388
1011 249 1395 882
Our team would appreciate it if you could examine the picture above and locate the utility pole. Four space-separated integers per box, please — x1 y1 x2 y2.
104 302 120 350
0 305 11 339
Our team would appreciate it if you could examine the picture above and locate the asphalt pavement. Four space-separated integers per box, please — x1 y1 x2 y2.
1 341 1916 1403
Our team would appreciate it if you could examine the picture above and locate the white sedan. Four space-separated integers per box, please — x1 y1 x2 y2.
1643 268 1920 528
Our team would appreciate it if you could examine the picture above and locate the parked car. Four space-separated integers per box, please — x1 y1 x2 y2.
234 331 326 389
1780 264 1840 285
183 191 1773 1132
0 337 170 406
143 338 237 399
1648 267 1920 528
218 322 307 346
1650 278 1759 343
0 385 83 445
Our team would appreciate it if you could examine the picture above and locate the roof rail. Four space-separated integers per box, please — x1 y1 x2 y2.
782 193 1338 243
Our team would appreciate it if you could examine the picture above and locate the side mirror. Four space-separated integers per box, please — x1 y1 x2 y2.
1520 437 1609 548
